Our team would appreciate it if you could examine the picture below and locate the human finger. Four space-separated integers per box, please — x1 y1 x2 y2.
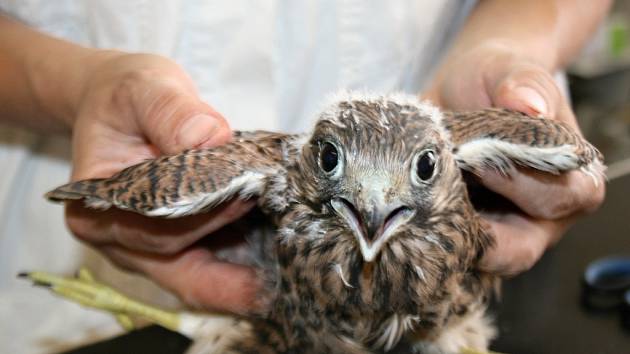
101 245 263 314
65 198 256 255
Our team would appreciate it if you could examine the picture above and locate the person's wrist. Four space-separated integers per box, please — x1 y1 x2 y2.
27 46 124 132
62 49 127 129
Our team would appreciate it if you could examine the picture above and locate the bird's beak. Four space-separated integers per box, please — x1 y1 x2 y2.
332 197 414 262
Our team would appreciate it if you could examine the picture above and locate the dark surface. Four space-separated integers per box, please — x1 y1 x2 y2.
491 173 630 354
63 175 630 354
61 325 191 354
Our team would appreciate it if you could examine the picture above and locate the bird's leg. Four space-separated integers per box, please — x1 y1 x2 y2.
19 268 180 332
19 267 244 344
74 268 135 330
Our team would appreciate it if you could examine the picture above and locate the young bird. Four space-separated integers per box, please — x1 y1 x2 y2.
29 92 604 354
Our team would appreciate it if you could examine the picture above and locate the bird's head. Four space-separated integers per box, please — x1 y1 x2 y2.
296 93 471 265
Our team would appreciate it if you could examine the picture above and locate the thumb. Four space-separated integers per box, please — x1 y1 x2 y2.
137 88 232 154
491 64 562 120
478 212 571 275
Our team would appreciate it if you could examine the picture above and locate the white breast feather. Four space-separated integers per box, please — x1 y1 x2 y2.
374 314 421 351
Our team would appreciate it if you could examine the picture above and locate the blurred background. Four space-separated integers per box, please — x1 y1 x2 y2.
570 0 630 178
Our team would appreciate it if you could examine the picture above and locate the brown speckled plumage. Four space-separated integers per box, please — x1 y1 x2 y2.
46 92 604 354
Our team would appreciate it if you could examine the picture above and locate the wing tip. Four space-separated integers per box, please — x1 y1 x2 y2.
44 186 86 203
44 179 108 204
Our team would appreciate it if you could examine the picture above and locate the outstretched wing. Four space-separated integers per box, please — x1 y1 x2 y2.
46 131 300 217
443 108 604 178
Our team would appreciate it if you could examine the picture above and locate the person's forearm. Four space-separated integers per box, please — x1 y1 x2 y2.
0 14 114 133
436 0 612 73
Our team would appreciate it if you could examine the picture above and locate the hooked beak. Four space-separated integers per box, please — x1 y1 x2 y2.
331 197 415 262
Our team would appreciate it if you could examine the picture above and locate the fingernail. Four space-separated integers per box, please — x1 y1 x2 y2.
512 86 548 116
177 114 220 149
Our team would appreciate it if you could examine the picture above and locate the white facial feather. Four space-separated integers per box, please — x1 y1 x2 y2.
318 90 446 135
359 171 391 206
286 134 309 159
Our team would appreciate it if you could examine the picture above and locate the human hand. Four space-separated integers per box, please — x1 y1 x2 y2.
65 52 260 313
424 40 605 275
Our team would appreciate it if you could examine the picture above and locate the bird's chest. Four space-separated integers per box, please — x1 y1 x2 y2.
270 275 456 354
271 249 454 351
269 287 391 353
275 224 453 311
270 207 488 350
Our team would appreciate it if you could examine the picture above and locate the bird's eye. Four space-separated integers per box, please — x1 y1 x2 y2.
320 142 339 173
416 150 436 181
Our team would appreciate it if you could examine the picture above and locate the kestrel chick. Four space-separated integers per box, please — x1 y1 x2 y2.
40 92 604 354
